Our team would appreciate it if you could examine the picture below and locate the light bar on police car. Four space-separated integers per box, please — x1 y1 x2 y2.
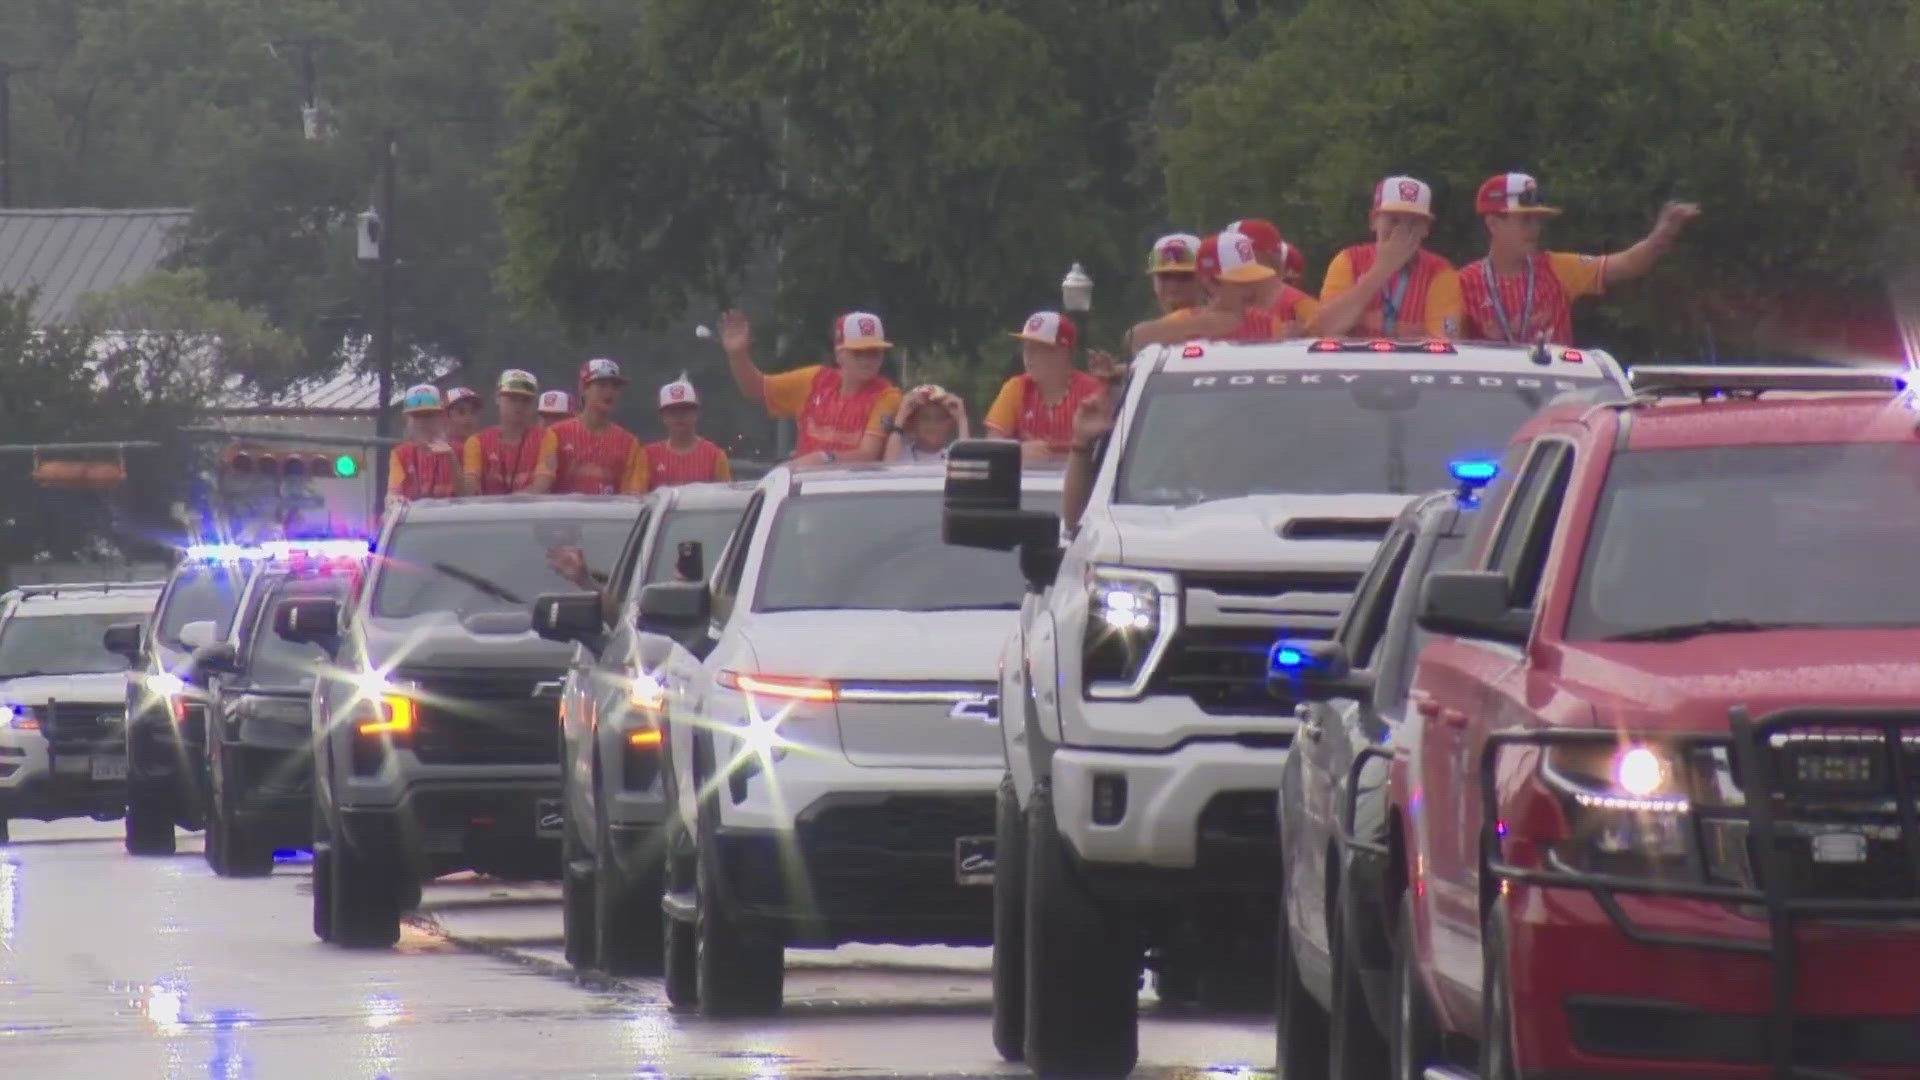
260 539 372 561
183 543 263 563
1629 365 1912 397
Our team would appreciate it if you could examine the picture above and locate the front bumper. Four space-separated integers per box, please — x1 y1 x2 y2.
1484 709 1920 1078
336 776 562 876
0 726 127 820
1050 741 1284 885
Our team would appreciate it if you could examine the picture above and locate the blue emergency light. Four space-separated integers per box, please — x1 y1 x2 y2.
261 539 371 561
183 543 263 563
1449 458 1499 507
1270 645 1308 672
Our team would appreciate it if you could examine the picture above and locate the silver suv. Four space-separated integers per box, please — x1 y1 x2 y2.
276 495 643 948
636 463 1060 1016
0 581 163 841
943 337 1630 1075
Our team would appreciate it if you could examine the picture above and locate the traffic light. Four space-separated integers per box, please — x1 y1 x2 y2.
31 455 127 490
221 444 365 481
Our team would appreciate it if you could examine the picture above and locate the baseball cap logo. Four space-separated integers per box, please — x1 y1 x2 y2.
1027 315 1046 333
859 316 876 336
1233 237 1254 261
1398 180 1420 202
669 386 685 400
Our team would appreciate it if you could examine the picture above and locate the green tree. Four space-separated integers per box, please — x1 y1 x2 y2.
1154 0 1920 358
77 268 306 393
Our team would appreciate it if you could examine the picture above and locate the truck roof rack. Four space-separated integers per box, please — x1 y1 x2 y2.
7 580 166 601
1629 365 1912 398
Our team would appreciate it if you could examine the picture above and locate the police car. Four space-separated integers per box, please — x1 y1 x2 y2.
0 580 163 841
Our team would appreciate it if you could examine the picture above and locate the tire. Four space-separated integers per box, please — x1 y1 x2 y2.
0 817 10 844
1479 905 1518 1080
990 776 1026 1062
692 737 783 1019
124 782 176 856
561 802 597 970
330 838 403 949
662 829 698 1010
1022 782 1139 1078
1389 891 1444 1080
1275 877 1329 1078
311 793 334 942
1329 895 1390 1080
594 746 664 976
208 740 272 878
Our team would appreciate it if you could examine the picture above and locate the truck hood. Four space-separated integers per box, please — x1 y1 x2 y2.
741 609 1013 682
1559 629 1920 732
360 611 576 674
0 671 127 707
1095 494 1414 571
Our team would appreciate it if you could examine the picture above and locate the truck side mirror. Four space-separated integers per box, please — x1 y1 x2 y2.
177 620 218 650
1416 571 1530 644
637 581 711 633
103 622 144 663
675 540 705 583
274 596 342 650
1266 639 1375 702
533 591 605 650
943 440 1058 552
189 642 241 684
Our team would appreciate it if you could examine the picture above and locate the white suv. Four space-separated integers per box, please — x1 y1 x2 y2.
0 581 163 841
943 336 1629 1075
635 463 1062 1017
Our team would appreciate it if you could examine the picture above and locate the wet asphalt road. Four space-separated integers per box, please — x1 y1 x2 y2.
0 819 1272 1079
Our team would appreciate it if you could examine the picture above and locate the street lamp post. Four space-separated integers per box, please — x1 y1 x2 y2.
366 133 398 515
1061 262 1094 357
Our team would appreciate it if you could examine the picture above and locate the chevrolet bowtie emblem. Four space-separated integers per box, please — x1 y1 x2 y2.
949 695 999 723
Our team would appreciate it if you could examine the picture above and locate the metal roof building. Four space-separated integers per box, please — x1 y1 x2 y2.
0 208 192 324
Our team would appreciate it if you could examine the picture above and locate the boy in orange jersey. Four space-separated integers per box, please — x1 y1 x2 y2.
643 375 732 486
1312 176 1463 340
982 311 1103 466
720 309 902 466
461 369 555 495
536 390 572 424
540 359 650 494
387 385 460 502
1223 217 1319 334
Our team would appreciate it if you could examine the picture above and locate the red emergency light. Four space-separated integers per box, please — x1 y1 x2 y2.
1311 340 1342 352
1368 340 1395 352
1561 349 1585 363
1181 345 1205 358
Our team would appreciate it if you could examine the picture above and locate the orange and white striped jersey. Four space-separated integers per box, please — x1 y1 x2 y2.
544 418 649 495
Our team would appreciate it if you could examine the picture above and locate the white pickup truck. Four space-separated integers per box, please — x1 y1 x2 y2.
941 336 1626 1077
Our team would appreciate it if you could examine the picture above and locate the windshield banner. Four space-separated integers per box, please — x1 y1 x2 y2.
1156 369 1597 392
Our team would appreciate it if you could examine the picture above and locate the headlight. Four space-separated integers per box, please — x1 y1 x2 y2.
1082 566 1179 699
628 672 666 712
1526 742 1693 875
2 703 38 731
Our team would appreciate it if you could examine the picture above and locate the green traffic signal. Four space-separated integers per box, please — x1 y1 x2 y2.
333 454 359 478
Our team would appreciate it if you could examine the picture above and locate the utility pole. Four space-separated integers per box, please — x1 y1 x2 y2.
0 63 37 208
370 132 398 514
268 39 328 141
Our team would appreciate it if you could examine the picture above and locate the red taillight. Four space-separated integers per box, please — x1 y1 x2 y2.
1561 349 1584 363
1311 339 1342 352
1424 340 1450 353
1180 344 1204 358
1369 340 1395 352
717 670 837 702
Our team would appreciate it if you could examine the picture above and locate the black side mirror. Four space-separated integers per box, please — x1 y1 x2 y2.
1416 570 1530 644
1265 639 1375 702
103 622 144 663
675 540 705 583
189 642 241 684
533 591 605 649
637 580 711 633
943 440 1058 552
1020 544 1064 594
274 596 342 651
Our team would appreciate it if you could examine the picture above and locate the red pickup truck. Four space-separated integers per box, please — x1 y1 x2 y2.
1390 364 1920 1080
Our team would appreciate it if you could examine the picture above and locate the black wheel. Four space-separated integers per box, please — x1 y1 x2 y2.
1329 894 1390 1079
208 741 272 878
330 839 402 949
990 776 1026 1062
312 842 336 942
594 752 664 976
1390 891 1443 1080
1479 905 1518 1080
124 782 176 856
1022 782 1139 1078
561 800 597 970
692 737 783 1018
1275 881 1329 1078
662 829 698 1010
0 817 10 844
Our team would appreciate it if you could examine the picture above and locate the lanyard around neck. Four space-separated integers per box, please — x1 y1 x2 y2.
1379 265 1412 334
1481 255 1536 343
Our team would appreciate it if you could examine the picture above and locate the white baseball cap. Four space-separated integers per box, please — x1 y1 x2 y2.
832 311 891 351
537 390 572 415
1201 229 1277 285
658 377 699 409
1373 176 1435 218
1010 311 1077 348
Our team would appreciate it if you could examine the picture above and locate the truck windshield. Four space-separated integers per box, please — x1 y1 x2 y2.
1567 443 1920 640
369 517 632 619
754 492 1042 613
0 612 143 677
1116 368 1608 505
643 508 746 585
159 567 244 645
246 577 349 689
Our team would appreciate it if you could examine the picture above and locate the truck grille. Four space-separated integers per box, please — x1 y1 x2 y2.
792 794 996 922
1152 569 1363 713
397 670 563 766
1148 626 1308 714
43 703 125 744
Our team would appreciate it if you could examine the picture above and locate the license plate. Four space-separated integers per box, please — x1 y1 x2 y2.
535 798 564 838
955 835 995 886
92 756 129 782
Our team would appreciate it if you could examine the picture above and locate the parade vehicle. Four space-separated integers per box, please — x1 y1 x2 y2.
106 546 259 855
0 581 163 841
940 337 1630 1076
275 495 639 948
1265 466 1489 1080
629 463 1060 1017
1396 365 1920 1079
530 481 753 975
193 542 366 877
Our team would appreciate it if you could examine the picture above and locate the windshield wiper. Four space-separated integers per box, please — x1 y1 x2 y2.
429 562 527 606
1603 619 1810 643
